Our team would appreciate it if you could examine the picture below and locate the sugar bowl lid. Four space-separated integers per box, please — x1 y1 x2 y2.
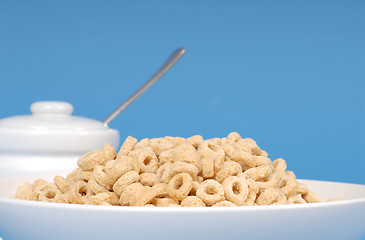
0 101 120 154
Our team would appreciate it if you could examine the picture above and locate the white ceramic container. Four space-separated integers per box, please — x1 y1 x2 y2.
0 176 364 240
0 101 119 177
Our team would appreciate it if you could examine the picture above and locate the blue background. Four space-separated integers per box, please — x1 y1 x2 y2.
0 0 364 185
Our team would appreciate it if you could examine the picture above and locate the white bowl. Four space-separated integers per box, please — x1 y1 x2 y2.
0 175 364 240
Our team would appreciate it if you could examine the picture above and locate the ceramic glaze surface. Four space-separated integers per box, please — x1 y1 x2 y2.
0 101 120 177
0 101 108 131
0 177 364 240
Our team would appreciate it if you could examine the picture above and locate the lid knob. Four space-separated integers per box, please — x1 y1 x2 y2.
31 101 74 116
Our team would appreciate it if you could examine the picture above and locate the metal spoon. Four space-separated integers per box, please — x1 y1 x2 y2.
103 47 186 125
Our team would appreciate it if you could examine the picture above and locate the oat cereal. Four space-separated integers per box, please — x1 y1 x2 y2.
15 132 325 207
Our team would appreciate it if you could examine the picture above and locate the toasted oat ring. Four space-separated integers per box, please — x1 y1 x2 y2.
234 151 255 168
232 139 250 150
89 192 119 206
34 182 57 196
133 138 150 149
14 183 38 201
68 168 82 183
130 186 157 206
215 161 242 183
241 137 259 150
222 159 243 172
198 141 225 173
236 172 248 180
77 149 105 171
118 136 138 157
58 193 71 203
149 138 173 156
244 165 272 181
165 136 186 148
213 153 226 173
196 179 225 206
113 171 140 196
295 181 309 195
33 179 48 188
38 188 62 202
130 147 159 174
119 182 144 206
222 176 248 206
253 156 271 167
256 175 280 189
54 175 70 193
234 138 260 154
174 145 199 164
212 200 237 207
206 137 222 145
302 192 322 203
198 141 225 159
242 178 260 206
156 163 173 183
107 158 134 184
103 143 117 161
206 139 225 154
116 156 139 172
258 149 269 157
140 173 159 187
74 170 93 183
68 181 93 204
104 160 115 171
152 183 169 198
170 162 199 180
272 190 288 205
87 194 112 206
158 149 175 165
288 195 306 204
172 144 201 170
256 187 279 205
280 171 297 197
180 196 206 207
223 144 255 168
88 177 108 194
273 158 287 172
167 173 193 201
66 169 78 183
92 165 113 190
226 132 242 144
100 192 119 205
186 135 203 149
152 197 180 207
201 157 215 179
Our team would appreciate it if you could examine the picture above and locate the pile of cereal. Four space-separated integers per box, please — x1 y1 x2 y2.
15 132 322 207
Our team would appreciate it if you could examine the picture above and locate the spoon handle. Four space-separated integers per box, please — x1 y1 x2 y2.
103 48 186 125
